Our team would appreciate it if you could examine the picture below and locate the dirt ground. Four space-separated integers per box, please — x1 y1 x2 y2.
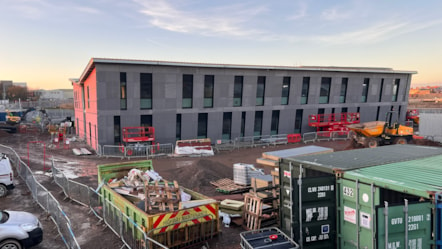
1 130 440 249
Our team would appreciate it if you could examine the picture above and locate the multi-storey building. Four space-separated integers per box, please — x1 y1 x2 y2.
71 58 415 150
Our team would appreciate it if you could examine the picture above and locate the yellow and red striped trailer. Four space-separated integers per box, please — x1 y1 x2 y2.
98 160 220 248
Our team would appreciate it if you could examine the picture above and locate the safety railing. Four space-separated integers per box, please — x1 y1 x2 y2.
0 144 80 249
213 139 236 152
97 131 349 159
98 143 174 159
303 131 351 143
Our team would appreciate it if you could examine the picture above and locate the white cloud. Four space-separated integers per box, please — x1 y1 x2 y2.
320 7 351 21
1 0 101 19
313 19 442 44
134 0 266 37
286 1 308 21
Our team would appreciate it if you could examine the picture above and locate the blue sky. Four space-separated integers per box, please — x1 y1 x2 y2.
1 0 441 89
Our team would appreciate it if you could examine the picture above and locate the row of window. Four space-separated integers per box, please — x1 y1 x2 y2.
110 102 403 144
117 73 402 110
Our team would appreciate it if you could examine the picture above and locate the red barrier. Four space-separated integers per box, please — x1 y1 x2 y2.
287 134 302 143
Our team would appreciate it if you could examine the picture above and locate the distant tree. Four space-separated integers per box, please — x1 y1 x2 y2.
6 86 28 101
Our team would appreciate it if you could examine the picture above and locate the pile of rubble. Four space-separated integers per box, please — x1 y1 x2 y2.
108 168 191 214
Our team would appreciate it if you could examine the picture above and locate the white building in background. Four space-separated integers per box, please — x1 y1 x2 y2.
13 82 27 88
37 89 73 100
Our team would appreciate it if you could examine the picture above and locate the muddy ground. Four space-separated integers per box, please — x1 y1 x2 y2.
1 130 440 249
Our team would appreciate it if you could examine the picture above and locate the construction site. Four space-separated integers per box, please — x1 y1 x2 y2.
2 106 442 249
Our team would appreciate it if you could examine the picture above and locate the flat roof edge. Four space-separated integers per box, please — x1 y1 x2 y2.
75 58 417 83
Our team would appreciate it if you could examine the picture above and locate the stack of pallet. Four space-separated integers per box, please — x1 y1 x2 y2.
243 193 278 230
242 173 280 230
143 179 181 213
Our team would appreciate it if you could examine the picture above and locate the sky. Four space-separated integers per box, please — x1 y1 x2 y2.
1 0 442 90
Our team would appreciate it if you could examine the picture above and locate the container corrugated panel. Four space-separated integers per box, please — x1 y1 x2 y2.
341 154 442 198
337 155 442 249
286 144 442 174
278 145 442 249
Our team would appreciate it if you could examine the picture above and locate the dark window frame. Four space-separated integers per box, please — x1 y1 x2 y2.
233 76 243 107
140 73 153 109
256 76 266 106
301 77 310 104
281 77 290 105
204 75 214 108
182 74 193 108
120 72 127 110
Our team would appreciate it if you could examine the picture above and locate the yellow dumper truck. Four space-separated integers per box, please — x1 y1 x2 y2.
347 112 414 148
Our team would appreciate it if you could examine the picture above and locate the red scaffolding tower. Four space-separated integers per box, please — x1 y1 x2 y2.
308 112 360 133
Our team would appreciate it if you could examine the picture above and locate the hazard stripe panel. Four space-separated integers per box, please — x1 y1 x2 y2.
152 203 218 234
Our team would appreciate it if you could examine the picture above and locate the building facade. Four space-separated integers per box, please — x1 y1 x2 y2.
71 58 415 150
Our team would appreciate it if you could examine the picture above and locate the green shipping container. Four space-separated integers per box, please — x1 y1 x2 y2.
338 155 442 249
278 145 442 249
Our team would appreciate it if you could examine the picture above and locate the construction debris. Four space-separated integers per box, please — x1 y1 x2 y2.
210 178 251 194
106 168 195 214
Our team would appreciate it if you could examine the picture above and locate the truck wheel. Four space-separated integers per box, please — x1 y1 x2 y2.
0 239 23 249
367 139 378 148
0 184 7 198
394 137 407 145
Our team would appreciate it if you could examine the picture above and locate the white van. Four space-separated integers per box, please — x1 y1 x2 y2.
0 153 14 197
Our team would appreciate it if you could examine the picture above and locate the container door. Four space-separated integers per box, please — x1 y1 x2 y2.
280 171 336 249
437 193 442 249
377 201 432 249
338 179 380 249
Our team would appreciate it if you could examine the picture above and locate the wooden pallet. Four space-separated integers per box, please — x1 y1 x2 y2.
243 193 278 230
243 194 263 230
144 180 181 213
210 178 251 194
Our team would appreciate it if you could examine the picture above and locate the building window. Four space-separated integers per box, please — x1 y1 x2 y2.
120 72 127 110
319 77 331 104
89 122 92 145
271 110 280 135
87 86 90 109
141 115 152 127
318 108 325 115
379 79 384 102
197 113 208 138
376 106 380 120
222 112 232 140
240 112 246 137
294 109 303 133
204 75 214 108
182 74 193 109
281 77 290 105
301 77 310 104
361 78 369 102
340 78 348 103
114 116 121 144
256 76 266 106
140 73 152 109
176 114 181 141
254 111 263 136
342 107 348 113
233 76 243 107
392 79 400 102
